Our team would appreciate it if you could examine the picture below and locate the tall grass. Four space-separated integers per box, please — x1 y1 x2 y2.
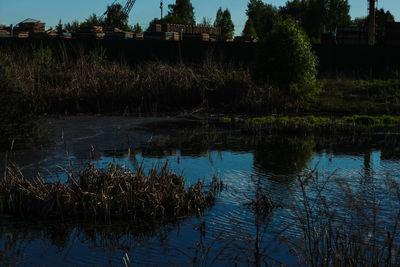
0 47 36 147
0 161 222 223
250 169 400 266
0 44 274 115
317 78 400 115
288 171 400 266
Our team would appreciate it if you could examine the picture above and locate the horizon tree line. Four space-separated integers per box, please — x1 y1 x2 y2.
54 0 394 41
56 0 235 39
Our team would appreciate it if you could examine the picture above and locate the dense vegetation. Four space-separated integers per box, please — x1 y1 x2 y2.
0 161 221 223
1 0 399 147
2 0 400 265
63 4 131 33
255 18 319 100
0 45 267 115
1 40 400 147
242 0 395 43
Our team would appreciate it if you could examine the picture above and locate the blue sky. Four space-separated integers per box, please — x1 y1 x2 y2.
1 0 399 35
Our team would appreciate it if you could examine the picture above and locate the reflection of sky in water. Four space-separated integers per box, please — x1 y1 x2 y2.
100 150 254 185
311 150 381 172
4 130 400 265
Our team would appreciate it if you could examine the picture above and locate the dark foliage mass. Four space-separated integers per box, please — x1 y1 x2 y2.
164 0 196 25
255 18 319 99
279 0 351 40
214 8 235 39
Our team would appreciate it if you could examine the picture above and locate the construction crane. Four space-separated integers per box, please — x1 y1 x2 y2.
100 0 137 20
122 0 137 17
368 0 377 45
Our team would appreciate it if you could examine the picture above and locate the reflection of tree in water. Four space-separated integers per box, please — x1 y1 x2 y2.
253 136 315 175
138 128 245 158
136 125 316 176
381 135 400 159
0 220 179 265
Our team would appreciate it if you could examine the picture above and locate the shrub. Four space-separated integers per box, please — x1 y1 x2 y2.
0 52 33 145
255 18 319 100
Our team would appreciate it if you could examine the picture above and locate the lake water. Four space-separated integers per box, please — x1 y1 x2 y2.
1 116 400 266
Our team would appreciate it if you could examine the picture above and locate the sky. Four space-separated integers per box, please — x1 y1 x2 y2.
1 0 400 35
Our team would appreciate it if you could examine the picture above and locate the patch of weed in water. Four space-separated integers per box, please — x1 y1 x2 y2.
0 162 223 224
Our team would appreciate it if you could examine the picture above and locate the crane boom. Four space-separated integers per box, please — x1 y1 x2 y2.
122 0 137 17
101 0 137 20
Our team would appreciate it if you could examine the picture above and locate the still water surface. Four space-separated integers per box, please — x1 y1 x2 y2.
1 116 400 266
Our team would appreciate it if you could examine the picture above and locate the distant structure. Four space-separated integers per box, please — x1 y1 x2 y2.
0 25 11 37
145 23 221 42
160 1 164 19
14 18 46 38
122 0 137 17
368 0 377 46
321 0 400 46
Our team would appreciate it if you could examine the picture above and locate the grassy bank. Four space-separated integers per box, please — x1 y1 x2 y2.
3 45 400 118
220 114 400 134
2 43 400 147
315 78 400 114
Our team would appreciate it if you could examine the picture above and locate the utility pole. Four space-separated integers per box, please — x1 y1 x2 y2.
368 0 377 45
160 1 164 19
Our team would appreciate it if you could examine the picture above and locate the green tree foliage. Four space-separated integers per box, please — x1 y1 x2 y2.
376 8 395 34
80 13 104 28
200 17 213 27
164 0 195 25
131 23 143 33
64 20 80 33
146 18 163 32
103 4 130 31
280 0 351 39
255 18 319 99
214 8 235 39
66 3 133 32
148 18 162 25
56 19 63 34
245 0 279 39
215 8 223 28
325 0 351 31
280 0 304 23
242 19 257 38
376 8 395 27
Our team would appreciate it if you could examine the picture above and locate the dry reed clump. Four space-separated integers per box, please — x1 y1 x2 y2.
39 61 263 114
2 44 267 114
132 62 203 111
0 163 222 223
